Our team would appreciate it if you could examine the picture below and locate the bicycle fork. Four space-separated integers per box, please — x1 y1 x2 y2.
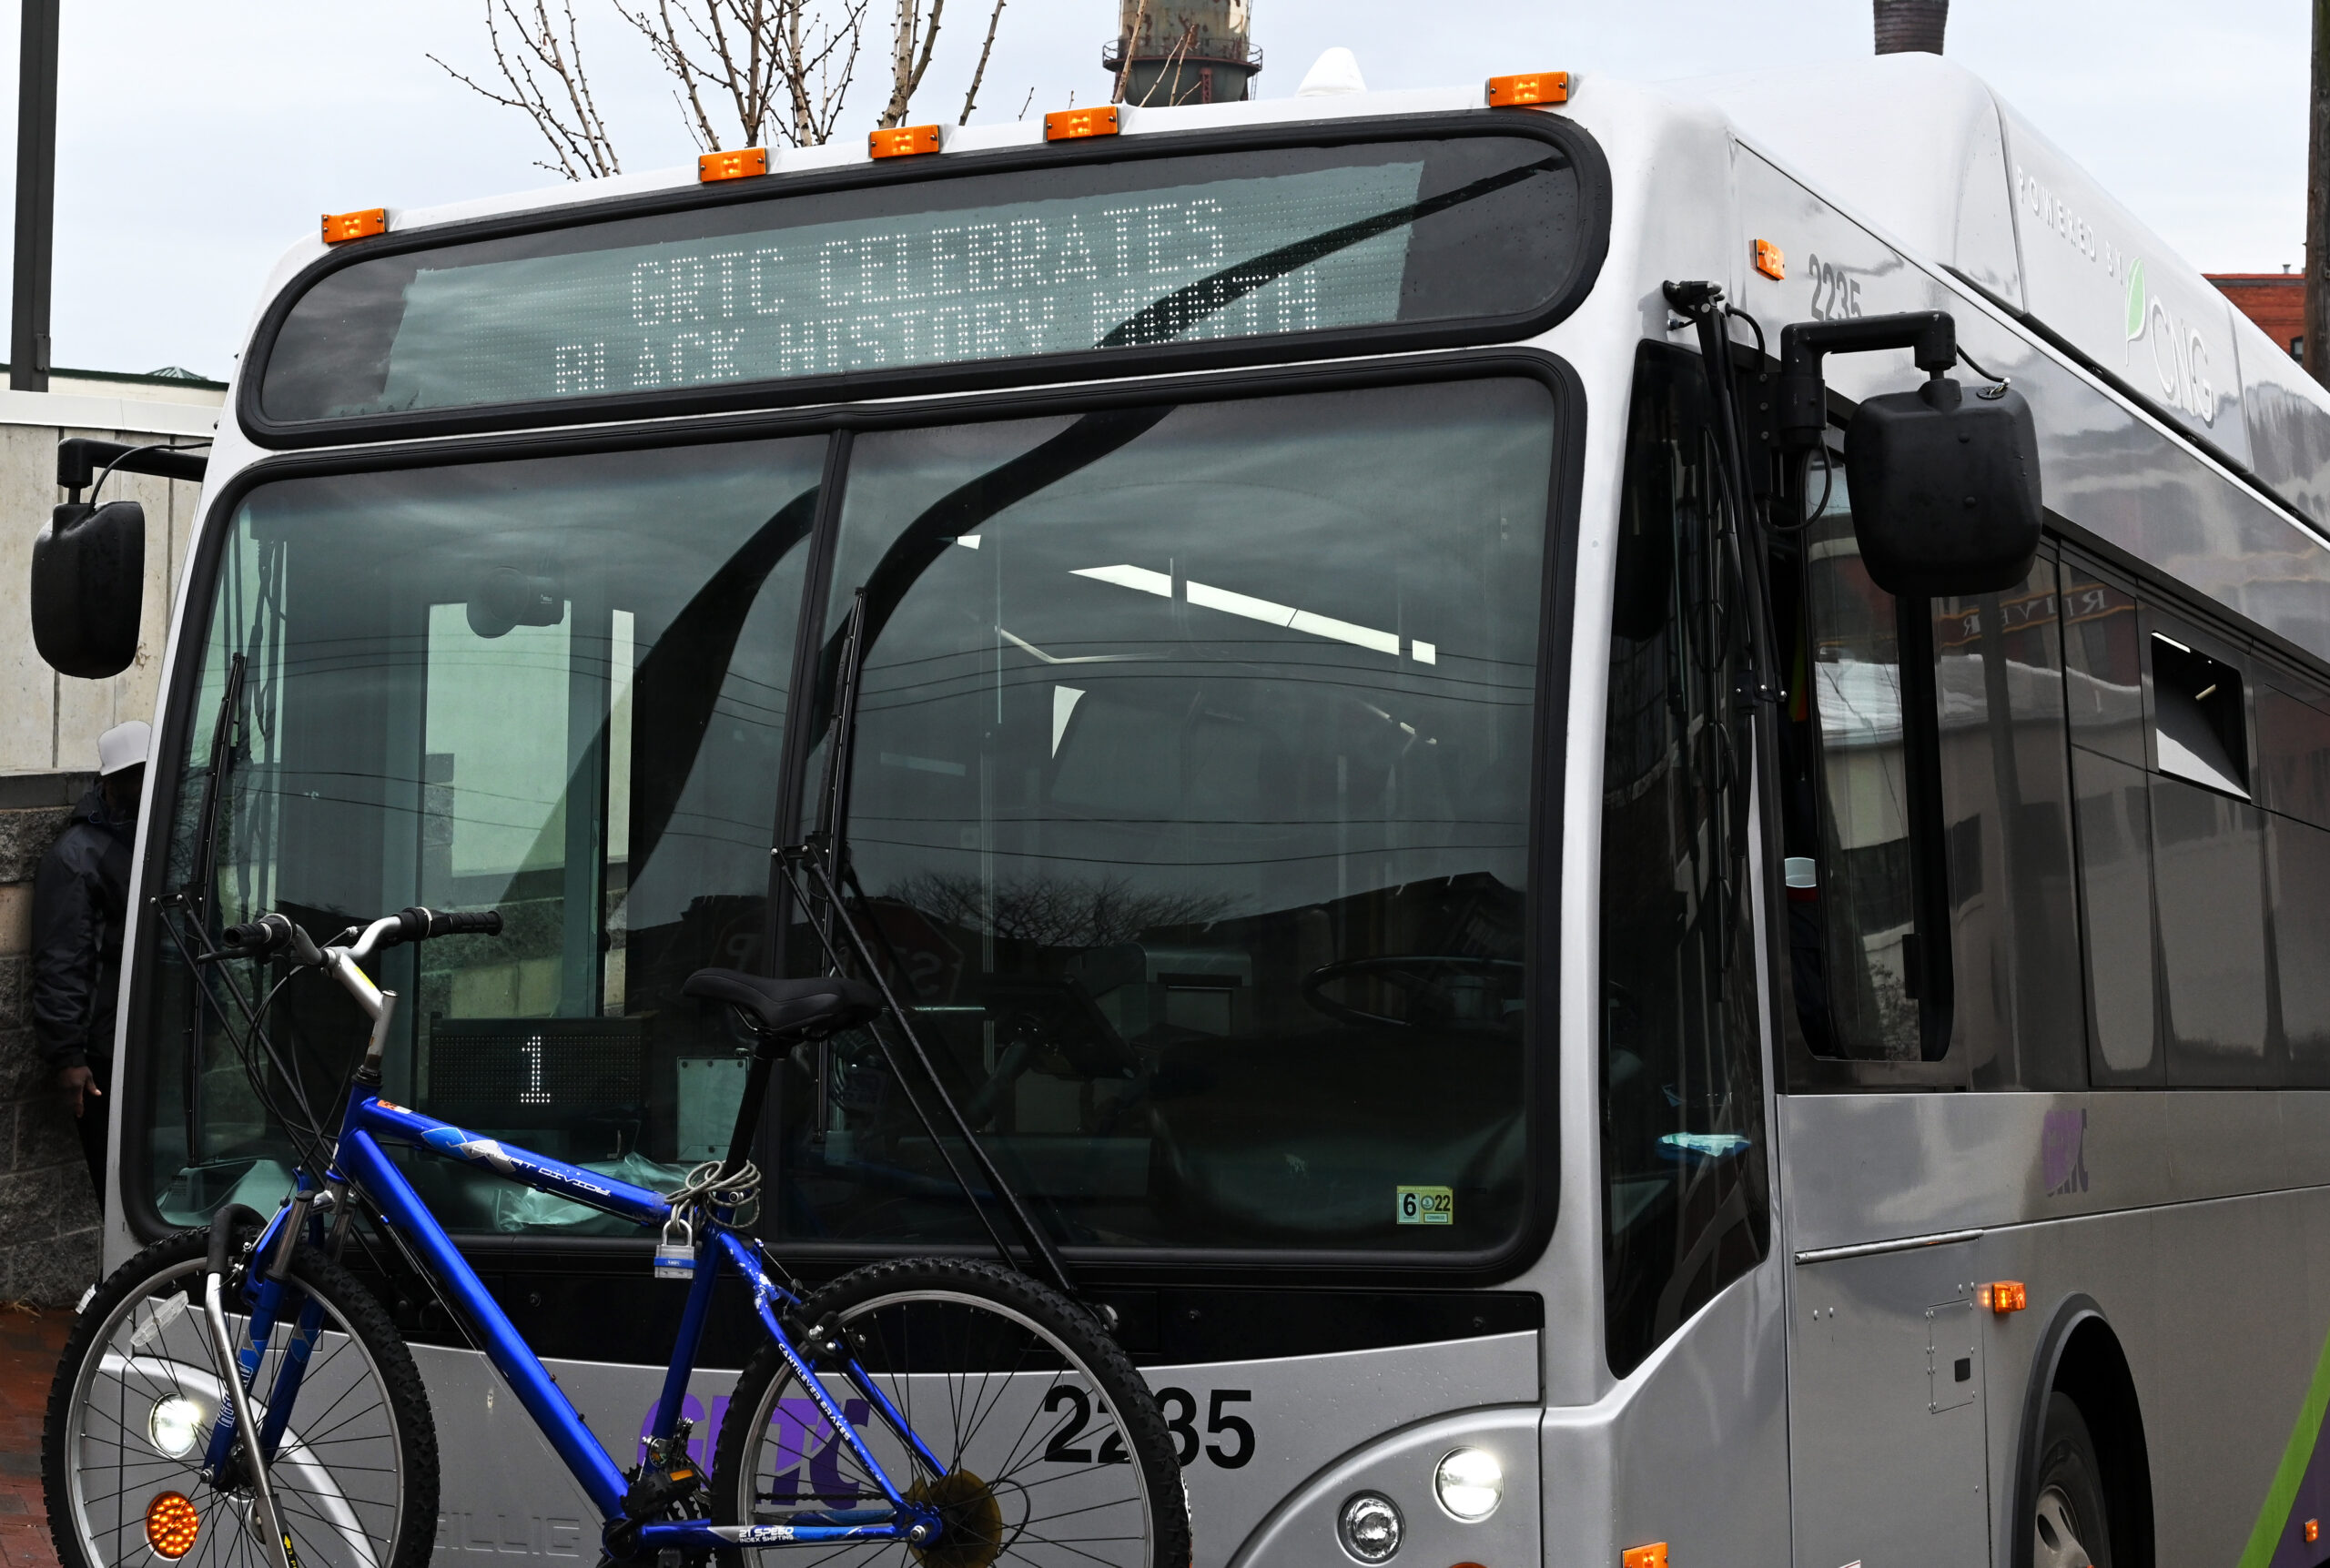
198 1204 301 1568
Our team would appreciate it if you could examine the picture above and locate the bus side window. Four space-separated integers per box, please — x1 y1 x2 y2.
2061 560 2160 1081
1776 462 1950 1067
1598 344 1769 1379
2257 675 2330 1082
1930 555 2089 1091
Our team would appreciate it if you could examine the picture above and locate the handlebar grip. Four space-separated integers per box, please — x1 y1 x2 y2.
390 906 504 945
436 909 504 937
220 919 273 951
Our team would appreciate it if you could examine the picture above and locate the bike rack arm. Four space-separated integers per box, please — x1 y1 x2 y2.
779 850 1084 1305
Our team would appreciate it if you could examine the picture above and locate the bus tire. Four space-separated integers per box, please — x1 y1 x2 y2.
2029 1391 2112 1568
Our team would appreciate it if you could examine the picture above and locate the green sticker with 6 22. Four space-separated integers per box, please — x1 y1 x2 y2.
1395 1185 1453 1224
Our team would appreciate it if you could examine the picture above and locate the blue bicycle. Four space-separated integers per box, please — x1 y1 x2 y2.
43 900 1190 1568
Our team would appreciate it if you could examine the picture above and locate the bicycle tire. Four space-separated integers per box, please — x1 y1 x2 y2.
44 1225 439 1568
710 1257 1190 1568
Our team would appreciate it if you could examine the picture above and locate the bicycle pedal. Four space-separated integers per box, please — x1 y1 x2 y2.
622 1458 704 1520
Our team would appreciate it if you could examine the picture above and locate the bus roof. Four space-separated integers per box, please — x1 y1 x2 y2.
261 52 2330 533
1676 51 2330 532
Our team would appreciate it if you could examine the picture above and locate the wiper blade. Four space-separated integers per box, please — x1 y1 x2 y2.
187 650 248 932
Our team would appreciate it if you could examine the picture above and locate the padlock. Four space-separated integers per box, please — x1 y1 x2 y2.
653 1212 697 1280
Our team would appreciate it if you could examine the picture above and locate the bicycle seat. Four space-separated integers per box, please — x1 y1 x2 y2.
683 969 883 1037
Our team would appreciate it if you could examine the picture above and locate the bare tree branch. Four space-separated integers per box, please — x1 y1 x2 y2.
957 0 1005 126
612 0 867 150
1109 0 1147 105
1137 20 1198 107
877 0 945 127
431 0 622 180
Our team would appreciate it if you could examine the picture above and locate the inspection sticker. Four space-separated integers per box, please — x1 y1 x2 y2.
1395 1186 1454 1225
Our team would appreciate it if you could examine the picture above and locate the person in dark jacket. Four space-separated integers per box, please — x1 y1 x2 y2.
34 720 147 1204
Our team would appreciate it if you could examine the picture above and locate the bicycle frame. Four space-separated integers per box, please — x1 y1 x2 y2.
225 1082 945 1555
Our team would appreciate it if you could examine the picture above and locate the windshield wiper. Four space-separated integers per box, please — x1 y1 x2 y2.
186 650 248 933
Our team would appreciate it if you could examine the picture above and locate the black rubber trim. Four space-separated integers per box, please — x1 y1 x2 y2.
236 112 1611 449
340 1246 1545 1366
117 346 1585 1293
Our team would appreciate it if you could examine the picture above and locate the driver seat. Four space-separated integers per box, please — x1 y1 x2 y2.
683 969 882 1038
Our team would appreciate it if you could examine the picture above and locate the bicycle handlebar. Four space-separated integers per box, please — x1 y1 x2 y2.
208 906 503 966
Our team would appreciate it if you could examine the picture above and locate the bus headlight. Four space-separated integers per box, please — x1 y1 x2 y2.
1337 1492 1402 1562
1433 1446 1502 1521
147 1396 206 1460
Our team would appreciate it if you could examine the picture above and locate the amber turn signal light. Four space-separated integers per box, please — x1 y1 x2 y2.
870 124 943 158
321 207 386 245
1485 71 1570 107
1045 106 1119 141
2306 1519 2321 1545
699 147 769 183
1980 1280 2028 1314
1754 238 1786 280
1621 1545 1668 1568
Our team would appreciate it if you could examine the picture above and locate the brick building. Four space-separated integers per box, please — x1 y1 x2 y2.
2209 269 2305 361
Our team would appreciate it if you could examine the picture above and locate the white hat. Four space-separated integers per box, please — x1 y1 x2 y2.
97 720 150 777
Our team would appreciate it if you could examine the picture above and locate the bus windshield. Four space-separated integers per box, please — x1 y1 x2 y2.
142 374 1559 1259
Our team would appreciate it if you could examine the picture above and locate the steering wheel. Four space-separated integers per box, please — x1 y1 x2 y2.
1300 956 1524 1032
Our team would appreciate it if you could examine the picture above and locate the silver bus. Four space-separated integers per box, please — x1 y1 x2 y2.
63 43 2330 1568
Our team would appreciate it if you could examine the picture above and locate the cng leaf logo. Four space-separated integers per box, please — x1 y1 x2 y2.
2119 254 2216 427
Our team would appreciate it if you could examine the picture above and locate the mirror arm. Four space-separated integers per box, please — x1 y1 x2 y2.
1776 311 1958 450
55 437 208 503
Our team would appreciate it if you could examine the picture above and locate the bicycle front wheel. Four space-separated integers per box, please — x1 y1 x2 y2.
44 1226 438 1568
711 1258 1190 1568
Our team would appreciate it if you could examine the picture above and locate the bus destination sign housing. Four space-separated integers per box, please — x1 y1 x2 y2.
251 119 1606 440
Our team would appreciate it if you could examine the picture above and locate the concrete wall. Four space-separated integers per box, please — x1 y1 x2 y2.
0 392 218 777
0 379 219 1301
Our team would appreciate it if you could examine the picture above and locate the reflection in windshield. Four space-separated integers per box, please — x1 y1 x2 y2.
147 440 823 1229
786 379 1555 1251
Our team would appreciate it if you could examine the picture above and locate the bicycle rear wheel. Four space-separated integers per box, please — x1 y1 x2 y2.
710 1258 1190 1568
44 1226 438 1568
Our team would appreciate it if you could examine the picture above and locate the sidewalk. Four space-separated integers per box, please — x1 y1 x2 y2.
0 1306 66 1568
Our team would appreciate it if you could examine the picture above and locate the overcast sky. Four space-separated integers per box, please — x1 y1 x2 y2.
0 0 2306 379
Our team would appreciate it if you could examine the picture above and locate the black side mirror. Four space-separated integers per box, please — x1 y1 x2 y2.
32 501 145 679
1777 310 2044 600
1847 377 2041 597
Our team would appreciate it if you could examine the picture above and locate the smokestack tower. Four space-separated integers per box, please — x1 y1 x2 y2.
1873 0 1948 55
1105 0 1260 106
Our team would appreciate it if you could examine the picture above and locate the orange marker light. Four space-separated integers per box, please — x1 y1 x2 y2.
1980 1280 2028 1314
2307 1519 2321 1545
1045 106 1119 141
321 207 387 245
699 147 769 183
146 1492 201 1559
870 124 943 159
1754 238 1786 280
1621 1545 1668 1568
1485 71 1571 107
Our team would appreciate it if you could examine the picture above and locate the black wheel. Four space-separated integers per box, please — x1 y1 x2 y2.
711 1258 1190 1568
44 1226 438 1568
2030 1391 2112 1568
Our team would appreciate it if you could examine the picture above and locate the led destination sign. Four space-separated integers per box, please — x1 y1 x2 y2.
258 132 1596 425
